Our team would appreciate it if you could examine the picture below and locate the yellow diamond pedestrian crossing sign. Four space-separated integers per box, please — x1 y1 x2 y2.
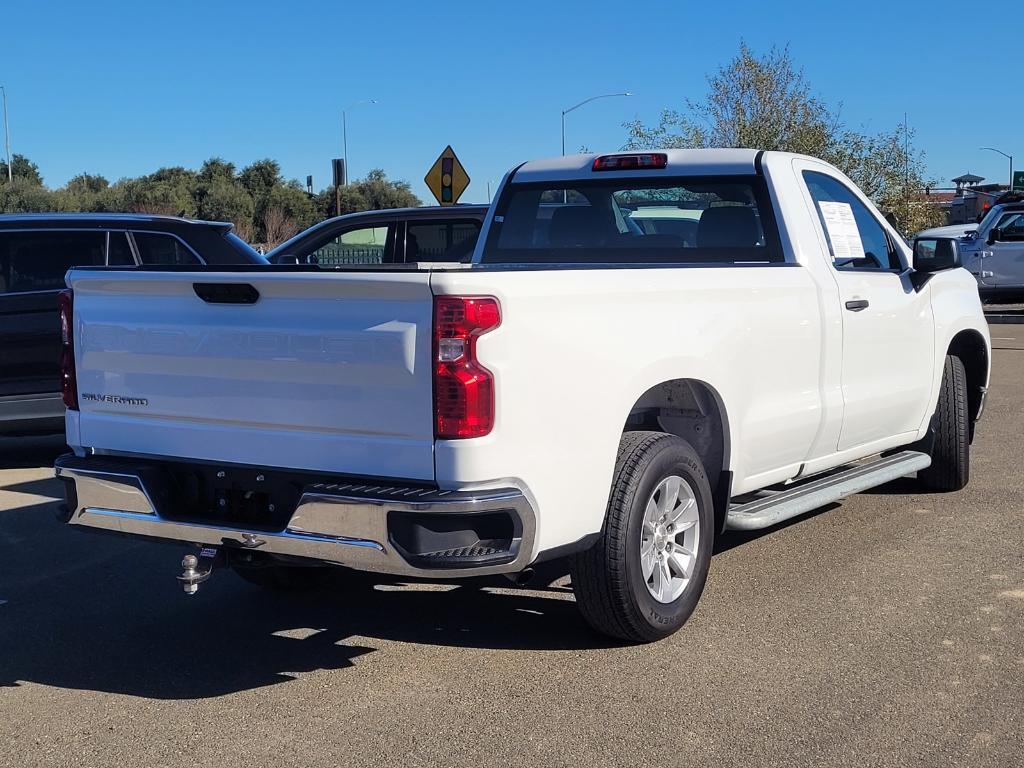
425 145 470 206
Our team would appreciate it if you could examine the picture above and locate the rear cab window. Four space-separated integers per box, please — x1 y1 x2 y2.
480 175 783 265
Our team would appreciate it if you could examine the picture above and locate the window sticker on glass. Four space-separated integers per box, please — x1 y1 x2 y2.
817 201 865 262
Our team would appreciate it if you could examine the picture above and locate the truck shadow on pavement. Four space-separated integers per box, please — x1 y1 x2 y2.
0 440 923 699
0 435 67 470
0 492 612 700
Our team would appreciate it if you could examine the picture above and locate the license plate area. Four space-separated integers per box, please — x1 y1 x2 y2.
158 464 303 531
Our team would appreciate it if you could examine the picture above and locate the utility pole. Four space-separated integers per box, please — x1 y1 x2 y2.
980 146 1014 190
560 92 631 203
904 112 910 229
561 92 632 156
0 87 10 185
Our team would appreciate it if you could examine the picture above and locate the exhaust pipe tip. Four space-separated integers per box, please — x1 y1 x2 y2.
504 567 535 587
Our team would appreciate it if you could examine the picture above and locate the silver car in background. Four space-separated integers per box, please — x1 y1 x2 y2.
915 202 1024 302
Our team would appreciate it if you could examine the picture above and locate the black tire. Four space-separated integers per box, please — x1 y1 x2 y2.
918 355 970 492
233 563 335 591
570 431 715 643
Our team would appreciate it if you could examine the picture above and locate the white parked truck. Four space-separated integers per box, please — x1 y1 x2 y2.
55 149 990 642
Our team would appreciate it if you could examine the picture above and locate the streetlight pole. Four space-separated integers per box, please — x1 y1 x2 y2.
561 92 632 156
342 98 378 186
980 146 1014 190
0 86 11 184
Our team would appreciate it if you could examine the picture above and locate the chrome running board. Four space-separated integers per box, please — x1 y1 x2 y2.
725 451 931 531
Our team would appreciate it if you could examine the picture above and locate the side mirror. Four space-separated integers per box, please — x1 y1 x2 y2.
987 227 1001 245
911 238 958 290
274 254 301 265
913 238 959 273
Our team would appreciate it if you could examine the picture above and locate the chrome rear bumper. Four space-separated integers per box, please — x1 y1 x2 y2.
55 455 536 579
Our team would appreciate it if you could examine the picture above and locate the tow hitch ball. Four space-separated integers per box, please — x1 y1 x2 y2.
177 546 221 595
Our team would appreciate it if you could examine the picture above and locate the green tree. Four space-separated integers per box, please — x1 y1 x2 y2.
0 154 44 186
65 173 109 195
53 173 111 212
196 177 255 226
623 43 944 234
260 182 318 246
356 169 421 210
104 166 200 216
0 182 58 212
314 169 421 219
0 153 422 242
239 159 281 200
197 157 236 183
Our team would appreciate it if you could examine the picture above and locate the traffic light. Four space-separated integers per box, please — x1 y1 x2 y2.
441 157 453 203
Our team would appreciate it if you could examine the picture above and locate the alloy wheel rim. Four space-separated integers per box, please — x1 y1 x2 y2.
639 475 700 604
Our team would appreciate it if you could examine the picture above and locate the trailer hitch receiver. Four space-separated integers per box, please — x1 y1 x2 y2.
177 546 221 595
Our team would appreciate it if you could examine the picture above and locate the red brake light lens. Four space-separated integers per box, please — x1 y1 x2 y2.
58 289 78 410
592 153 668 171
433 296 500 439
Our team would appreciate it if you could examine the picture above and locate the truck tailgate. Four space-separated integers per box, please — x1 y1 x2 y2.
67 269 436 480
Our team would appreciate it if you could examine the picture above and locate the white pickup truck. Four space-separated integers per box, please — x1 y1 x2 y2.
55 149 990 643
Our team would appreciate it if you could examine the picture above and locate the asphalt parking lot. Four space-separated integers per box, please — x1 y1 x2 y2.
1 331 1022 768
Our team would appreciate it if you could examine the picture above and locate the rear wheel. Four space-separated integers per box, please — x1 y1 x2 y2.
918 355 970 492
570 431 715 643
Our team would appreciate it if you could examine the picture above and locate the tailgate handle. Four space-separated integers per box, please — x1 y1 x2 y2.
193 283 260 305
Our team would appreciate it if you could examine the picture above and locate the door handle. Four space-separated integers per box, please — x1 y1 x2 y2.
193 283 260 304
844 299 869 312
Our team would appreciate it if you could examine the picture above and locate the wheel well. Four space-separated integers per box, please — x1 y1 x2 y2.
625 379 731 531
948 330 988 425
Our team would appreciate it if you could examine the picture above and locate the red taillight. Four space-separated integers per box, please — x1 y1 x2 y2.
58 289 77 410
592 153 668 171
433 296 500 439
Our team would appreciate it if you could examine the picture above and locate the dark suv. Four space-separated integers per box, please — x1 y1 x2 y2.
0 214 265 435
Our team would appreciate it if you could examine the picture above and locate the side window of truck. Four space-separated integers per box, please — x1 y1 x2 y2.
133 232 203 266
406 219 481 262
307 225 395 266
803 171 901 272
0 231 106 294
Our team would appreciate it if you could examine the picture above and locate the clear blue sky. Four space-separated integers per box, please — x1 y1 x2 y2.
3 0 1019 204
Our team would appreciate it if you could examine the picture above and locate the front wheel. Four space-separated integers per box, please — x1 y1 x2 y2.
570 431 715 643
918 354 970 492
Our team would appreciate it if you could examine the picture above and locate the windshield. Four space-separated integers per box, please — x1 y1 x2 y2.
480 175 782 264
976 205 1001 232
